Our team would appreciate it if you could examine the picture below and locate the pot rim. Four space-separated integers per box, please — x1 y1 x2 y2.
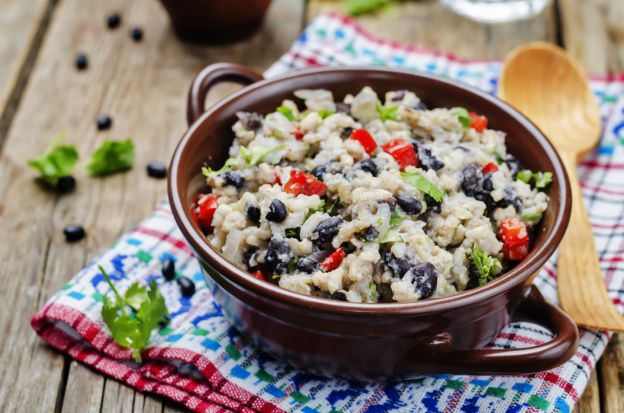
168 66 572 317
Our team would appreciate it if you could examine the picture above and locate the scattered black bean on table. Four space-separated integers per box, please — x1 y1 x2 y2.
96 115 112 131
75 53 88 70
106 13 121 29
63 225 86 242
56 176 76 193
146 162 167 179
161 258 176 281
131 27 143 42
177 276 196 297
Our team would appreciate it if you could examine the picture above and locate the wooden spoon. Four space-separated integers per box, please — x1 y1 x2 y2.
499 42 624 332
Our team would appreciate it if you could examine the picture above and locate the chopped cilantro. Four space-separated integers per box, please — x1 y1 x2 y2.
521 211 543 222
276 106 296 121
28 135 79 185
318 109 335 119
377 104 399 121
516 170 533 184
378 229 403 244
346 0 390 15
272 274 281 280
87 138 134 176
467 244 502 286
304 200 326 221
369 282 379 300
401 172 445 203
287 257 299 273
389 209 403 228
534 171 553 189
451 107 470 130
99 265 168 363
285 227 301 239
325 198 344 216
202 144 285 178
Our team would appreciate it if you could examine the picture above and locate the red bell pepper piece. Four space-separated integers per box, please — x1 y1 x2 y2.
195 193 219 230
469 112 488 133
251 270 266 281
349 129 377 154
284 169 326 196
482 162 499 174
292 128 305 141
498 218 529 261
381 139 419 171
320 248 346 272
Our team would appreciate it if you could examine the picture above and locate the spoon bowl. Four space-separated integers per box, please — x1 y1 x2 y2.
499 42 624 332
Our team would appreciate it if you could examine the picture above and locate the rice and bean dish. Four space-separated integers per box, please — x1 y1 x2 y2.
191 87 552 303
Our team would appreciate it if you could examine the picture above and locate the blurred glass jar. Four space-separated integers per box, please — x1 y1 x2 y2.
440 0 552 23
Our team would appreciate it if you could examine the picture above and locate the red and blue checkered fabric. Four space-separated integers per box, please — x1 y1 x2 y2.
32 14 624 413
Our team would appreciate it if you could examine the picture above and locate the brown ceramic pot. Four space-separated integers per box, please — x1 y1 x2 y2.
168 63 578 379
159 0 272 44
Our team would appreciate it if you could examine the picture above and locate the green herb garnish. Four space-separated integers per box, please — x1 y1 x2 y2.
325 197 344 216
272 274 281 280
401 172 445 203
276 106 296 121
377 104 399 121
378 229 403 244
389 209 403 228
87 139 134 176
346 0 390 15
318 109 335 119
305 200 326 221
516 170 533 184
521 211 543 222
99 265 168 363
467 244 502 286
369 282 379 300
202 145 286 178
287 257 299 273
285 227 301 239
451 107 470 130
515 170 553 190
29 137 79 186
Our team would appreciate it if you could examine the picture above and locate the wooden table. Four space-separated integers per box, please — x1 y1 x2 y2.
0 0 622 411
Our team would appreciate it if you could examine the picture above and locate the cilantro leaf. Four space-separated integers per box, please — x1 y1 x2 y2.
516 170 533 184
202 145 285 179
521 211 543 222
378 229 403 244
304 200 326 221
276 106 296 121
346 0 390 16
467 244 502 286
28 136 79 185
201 157 239 179
389 209 403 228
401 172 445 203
377 104 399 121
534 171 553 189
369 283 379 301
285 227 301 239
98 265 168 363
325 198 344 216
318 109 335 119
451 107 471 130
88 139 134 176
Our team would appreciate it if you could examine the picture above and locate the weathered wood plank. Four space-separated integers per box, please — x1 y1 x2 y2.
0 0 303 411
307 0 557 59
0 0 51 143
559 0 624 75
599 334 624 413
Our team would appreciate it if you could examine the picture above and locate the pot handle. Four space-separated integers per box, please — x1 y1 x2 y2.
403 285 579 375
187 63 265 126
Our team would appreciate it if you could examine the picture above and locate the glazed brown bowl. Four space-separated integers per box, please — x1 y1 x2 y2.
168 63 577 379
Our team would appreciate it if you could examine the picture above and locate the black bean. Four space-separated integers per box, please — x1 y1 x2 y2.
460 163 482 196
390 90 406 101
314 217 343 246
363 226 379 242
243 247 258 269
335 102 351 113
475 192 496 213
266 199 287 222
405 262 438 299
63 225 85 242
106 13 121 29
265 238 291 274
177 276 196 297
466 264 481 290
97 115 112 130
481 174 494 192
357 158 378 176
130 26 143 41
424 194 441 214
504 155 520 178
161 258 176 281
497 187 522 211
75 53 88 70
311 164 328 180
146 162 167 179
411 101 428 110
56 176 76 193
245 204 261 225
236 112 263 130
330 291 347 301
396 195 422 215
222 171 245 188
384 252 411 277
296 257 320 273
341 127 354 139
377 283 394 302
415 144 444 171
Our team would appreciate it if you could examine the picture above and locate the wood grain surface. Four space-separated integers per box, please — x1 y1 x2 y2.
0 0 621 411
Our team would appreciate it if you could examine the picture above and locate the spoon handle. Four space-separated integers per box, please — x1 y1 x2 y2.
557 151 624 332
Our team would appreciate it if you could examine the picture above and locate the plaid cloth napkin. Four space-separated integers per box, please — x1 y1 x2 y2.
32 13 624 413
